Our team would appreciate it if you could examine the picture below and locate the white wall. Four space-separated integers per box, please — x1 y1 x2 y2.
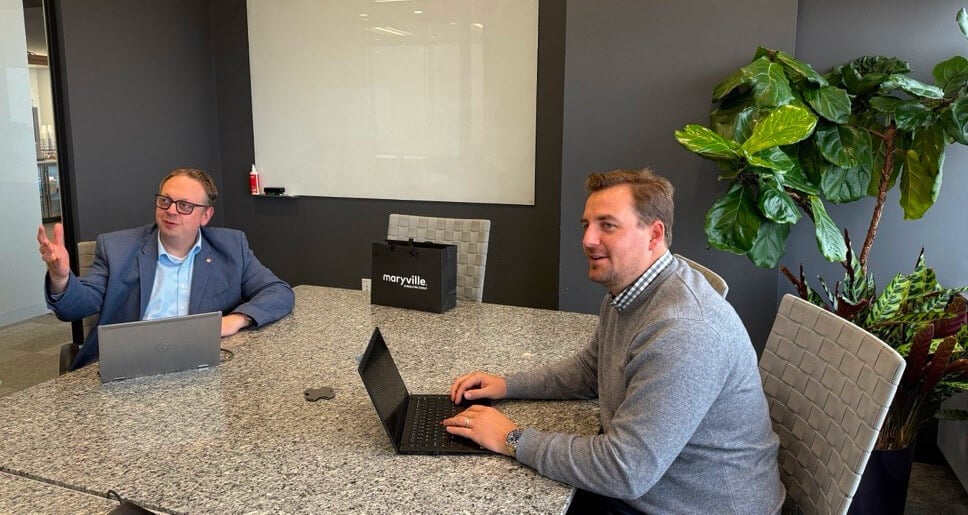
0 0 48 326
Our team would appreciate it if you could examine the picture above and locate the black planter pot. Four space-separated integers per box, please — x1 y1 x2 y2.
847 445 916 515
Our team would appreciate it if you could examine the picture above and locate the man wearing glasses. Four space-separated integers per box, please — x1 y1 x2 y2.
37 168 295 371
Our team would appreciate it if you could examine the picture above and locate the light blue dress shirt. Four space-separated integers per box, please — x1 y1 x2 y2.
143 231 202 320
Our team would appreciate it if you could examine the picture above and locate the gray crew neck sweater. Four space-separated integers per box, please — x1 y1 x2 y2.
506 257 784 514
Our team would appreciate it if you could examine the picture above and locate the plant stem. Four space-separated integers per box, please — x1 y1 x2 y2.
859 123 898 275
787 191 816 223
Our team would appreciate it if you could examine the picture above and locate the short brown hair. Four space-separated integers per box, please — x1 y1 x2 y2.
159 168 218 205
585 167 674 245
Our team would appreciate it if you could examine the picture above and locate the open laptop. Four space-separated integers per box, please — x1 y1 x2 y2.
358 327 490 454
97 311 222 383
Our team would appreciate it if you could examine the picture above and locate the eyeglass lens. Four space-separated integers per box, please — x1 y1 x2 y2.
155 195 201 215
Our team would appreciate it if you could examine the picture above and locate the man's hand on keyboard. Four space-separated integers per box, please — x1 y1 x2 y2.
441 404 518 455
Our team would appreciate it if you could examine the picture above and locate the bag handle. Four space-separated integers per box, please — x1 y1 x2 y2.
388 238 420 256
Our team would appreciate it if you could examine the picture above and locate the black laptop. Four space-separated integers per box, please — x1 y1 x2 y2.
358 327 490 454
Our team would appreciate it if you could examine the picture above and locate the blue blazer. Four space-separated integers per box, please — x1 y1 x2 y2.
46 224 295 370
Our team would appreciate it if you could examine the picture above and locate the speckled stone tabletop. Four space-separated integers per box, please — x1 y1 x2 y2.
0 286 601 514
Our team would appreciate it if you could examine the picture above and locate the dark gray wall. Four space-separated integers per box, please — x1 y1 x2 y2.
785 1 968 292
52 0 799 344
211 0 566 309
51 0 966 334
558 0 798 347
53 0 223 241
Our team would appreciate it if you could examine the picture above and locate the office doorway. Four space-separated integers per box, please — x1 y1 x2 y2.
24 0 61 225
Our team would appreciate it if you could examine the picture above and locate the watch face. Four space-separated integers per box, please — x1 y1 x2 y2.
506 428 524 456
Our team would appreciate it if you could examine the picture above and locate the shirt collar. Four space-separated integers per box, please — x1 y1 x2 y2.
157 230 203 265
610 250 673 312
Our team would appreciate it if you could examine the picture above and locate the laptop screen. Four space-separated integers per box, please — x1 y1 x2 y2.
358 328 409 447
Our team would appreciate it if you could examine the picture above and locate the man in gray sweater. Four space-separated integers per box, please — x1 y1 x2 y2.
443 168 785 514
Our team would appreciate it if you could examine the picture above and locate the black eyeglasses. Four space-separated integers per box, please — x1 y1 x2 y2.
155 194 209 215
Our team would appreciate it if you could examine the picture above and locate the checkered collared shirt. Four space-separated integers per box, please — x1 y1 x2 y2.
610 251 673 312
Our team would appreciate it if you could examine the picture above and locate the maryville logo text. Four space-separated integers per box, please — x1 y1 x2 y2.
382 274 429 291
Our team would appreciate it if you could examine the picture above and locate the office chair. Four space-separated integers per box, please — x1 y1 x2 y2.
58 240 98 374
387 214 491 302
674 253 729 298
760 294 905 514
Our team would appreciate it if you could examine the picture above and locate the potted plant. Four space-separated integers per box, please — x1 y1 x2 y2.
673 8 968 512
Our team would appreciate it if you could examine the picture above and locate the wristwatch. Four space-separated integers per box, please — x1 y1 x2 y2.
505 428 525 457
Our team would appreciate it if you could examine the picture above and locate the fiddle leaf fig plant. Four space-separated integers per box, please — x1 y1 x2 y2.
675 12 968 273
675 9 968 450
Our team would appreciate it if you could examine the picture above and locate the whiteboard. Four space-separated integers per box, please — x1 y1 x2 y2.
247 0 538 204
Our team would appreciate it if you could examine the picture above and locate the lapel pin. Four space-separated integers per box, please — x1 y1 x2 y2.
206 258 212 263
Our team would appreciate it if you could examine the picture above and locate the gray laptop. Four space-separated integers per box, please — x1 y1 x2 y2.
98 311 222 383
358 327 490 454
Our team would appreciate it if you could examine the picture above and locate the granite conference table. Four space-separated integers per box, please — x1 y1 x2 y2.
0 471 118 513
0 286 601 513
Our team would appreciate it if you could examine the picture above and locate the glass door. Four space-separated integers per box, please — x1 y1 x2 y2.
25 0 61 223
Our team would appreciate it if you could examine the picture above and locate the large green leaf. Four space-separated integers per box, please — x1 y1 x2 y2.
797 141 828 188
895 101 940 131
802 85 851 123
747 220 791 268
939 110 965 146
821 164 872 203
814 122 874 169
742 57 794 108
712 68 748 102
751 47 773 61
809 196 847 262
834 64 867 95
705 183 762 254
675 125 743 162
851 106 889 133
933 56 968 95
947 97 968 144
837 56 911 96
779 156 820 195
758 178 800 224
710 100 764 141
771 49 828 86
901 125 945 219
849 56 912 76
741 104 817 154
747 147 796 174
869 96 904 114
880 74 944 99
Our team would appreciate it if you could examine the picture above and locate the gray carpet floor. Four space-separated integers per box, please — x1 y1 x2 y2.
0 313 965 512
0 313 68 397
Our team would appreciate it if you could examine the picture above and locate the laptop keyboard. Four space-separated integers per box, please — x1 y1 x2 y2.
408 396 468 449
